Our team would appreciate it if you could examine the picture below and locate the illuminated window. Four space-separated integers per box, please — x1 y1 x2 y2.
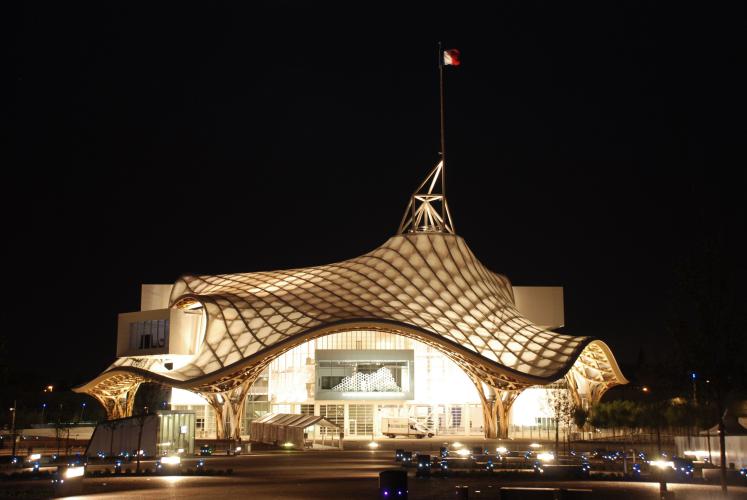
129 320 168 351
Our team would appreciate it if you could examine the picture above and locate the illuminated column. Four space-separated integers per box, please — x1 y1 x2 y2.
90 381 142 420
470 378 521 439
202 379 256 441
203 393 227 439
564 373 582 408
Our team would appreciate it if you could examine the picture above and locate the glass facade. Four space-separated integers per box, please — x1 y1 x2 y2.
315 350 414 400
129 319 168 350
157 410 195 455
171 330 563 439
241 371 270 434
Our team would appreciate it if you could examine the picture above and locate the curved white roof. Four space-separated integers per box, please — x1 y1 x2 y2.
87 232 625 396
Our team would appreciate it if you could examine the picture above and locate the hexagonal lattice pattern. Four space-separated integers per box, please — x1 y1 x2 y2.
103 233 621 387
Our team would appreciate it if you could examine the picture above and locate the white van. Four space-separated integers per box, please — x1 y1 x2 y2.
381 417 434 438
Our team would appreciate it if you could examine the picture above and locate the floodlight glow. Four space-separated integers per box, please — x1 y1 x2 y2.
537 452 554 462
282 442 294 448
452 442 463 449
28 453 41 461
684 450 709 459
496 446 508 454
161 456 181 465
368 442 379 449
649 460 674 470
456 448 471 457
65 466 85 478
529 443 541 449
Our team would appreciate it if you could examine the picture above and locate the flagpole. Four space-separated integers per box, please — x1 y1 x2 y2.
438 41 446 222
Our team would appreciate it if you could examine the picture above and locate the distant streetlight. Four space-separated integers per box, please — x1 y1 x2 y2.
10 401 17 459
642 386 649 393
41 403 47 424
80 403 87 422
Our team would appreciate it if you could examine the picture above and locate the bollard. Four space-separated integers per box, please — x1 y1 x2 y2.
416 454 431 478
379 469 407 499
52 465 85 497
455 485 469 499
659 480 667 500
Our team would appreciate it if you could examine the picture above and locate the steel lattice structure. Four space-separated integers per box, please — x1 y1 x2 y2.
76 163 627 438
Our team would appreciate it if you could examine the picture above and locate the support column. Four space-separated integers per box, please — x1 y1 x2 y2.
204 393 227 439
470 377 521 439
565 373 582 408
201 378 257 440
91 382 142 420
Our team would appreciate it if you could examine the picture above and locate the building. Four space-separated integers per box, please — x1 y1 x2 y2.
75 161 627 439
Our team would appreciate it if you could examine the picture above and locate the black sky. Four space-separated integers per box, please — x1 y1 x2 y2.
6 2 745 390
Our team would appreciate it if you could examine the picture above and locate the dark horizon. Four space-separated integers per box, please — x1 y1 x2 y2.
6 2 744 393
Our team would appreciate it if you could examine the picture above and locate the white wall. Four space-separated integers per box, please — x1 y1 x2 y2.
675 435 747 469
512 287 564 330
140 284 174 311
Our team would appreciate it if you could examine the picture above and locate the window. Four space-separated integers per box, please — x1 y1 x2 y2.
450 406 462 428
319 404 344 435
348 404 374 435
129 319 168 351
300 404 315 416
317 360 408 392
321 376 345 390
242 371 270 435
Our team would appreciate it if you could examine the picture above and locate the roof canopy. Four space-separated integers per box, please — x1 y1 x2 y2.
75 164 627 409
253 413 340 430
250 413 342 449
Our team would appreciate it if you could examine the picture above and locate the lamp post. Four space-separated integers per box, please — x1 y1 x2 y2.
10 402 17 459
691 372 697 405
41 403 47 424
80 403 87 423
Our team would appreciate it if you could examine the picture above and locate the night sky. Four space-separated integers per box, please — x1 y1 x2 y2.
6 3 745 391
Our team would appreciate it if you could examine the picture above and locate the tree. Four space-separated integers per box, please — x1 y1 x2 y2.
635 400 669 455
573 407 588 439
589 402 609 433
547 382 574 456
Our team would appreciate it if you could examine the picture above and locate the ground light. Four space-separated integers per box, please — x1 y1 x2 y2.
496 446 508 454
451 442 462 449
368 441 379 449
65 466 85 479
456 448 471 457
160 456 181 465
649 460 675 470
529 443 541 449
536 452 554 462
282 442 294 448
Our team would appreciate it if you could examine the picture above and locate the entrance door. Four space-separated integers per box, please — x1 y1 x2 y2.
348 404 374 437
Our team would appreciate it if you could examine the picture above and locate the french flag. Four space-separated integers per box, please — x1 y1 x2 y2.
443 49 461 66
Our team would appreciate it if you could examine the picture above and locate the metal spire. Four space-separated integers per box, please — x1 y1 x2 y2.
397 44 455 235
